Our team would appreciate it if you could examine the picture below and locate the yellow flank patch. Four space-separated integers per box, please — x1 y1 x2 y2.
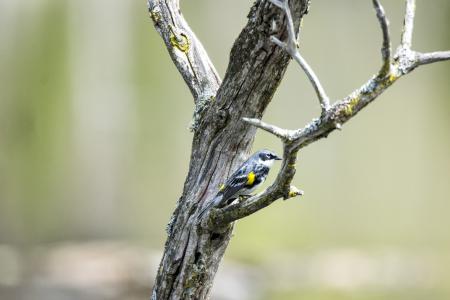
219 184 225 192
246 171 256 186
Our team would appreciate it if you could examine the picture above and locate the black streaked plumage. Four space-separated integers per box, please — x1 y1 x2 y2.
198 149 281 218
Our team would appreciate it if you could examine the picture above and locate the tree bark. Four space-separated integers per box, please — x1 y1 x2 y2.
150 1 310 299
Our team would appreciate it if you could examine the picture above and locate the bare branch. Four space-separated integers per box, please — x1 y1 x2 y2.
208 0 450 229
279 0 297 51
148 0 220 104
242 117 291 140
401 0 416 49
372 0 392 75
416 51 450 66
270 0 331 113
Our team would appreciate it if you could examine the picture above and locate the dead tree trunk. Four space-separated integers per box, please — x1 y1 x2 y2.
147 0 449 299
149 1 310 298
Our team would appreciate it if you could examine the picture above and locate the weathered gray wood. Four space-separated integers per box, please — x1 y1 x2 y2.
148 0 221 104
149 1 310 299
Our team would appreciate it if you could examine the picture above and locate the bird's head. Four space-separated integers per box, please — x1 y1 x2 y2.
255 149 282 167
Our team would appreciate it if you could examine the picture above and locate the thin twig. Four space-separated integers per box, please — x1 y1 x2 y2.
401 0 416 49
372 0 392 75
291 50 331 112
416 51 450 66
242 118 291 140
269 0 331 113
281 0 297 51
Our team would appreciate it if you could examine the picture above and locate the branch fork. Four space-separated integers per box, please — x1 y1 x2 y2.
207 0 450 229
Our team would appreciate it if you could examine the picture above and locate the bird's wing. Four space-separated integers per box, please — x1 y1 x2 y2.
220 162 255 202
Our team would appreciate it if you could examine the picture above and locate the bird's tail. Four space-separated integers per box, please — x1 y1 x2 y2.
198 194 223 220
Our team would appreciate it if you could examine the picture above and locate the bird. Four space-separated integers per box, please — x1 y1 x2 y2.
198 149 282 219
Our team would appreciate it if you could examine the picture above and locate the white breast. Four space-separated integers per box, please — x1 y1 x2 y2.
261 159 275 168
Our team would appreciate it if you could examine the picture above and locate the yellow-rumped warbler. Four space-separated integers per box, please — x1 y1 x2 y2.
198 149 282 218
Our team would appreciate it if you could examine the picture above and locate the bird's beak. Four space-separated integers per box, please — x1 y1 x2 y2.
274 155 282 161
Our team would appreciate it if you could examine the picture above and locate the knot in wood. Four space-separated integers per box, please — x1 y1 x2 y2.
216 109 229 128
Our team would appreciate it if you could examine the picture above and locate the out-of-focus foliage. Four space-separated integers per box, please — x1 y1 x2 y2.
0 0 449 299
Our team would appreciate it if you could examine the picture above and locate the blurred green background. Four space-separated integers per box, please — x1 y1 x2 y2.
0 0 449 299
